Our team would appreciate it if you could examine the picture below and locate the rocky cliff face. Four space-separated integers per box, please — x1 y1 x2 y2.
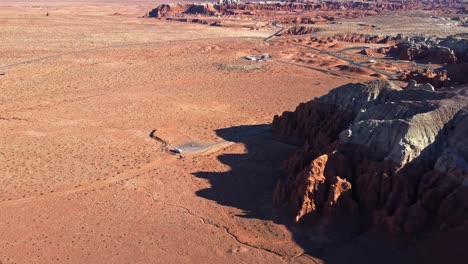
390 39 455 63
332 33 397 44
148 1 465 22
399 63 468 88
273 79 467 233
393 35 468 88
149 1 404 18
389 35 468 64
282 26 321 35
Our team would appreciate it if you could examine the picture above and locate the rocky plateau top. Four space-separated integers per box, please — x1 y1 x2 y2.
273 79 467 234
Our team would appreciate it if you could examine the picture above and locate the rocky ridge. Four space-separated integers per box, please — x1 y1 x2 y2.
148 0 466 23
273 79 467 234
282 26 321 36
389 35 468 63
399 63 468 88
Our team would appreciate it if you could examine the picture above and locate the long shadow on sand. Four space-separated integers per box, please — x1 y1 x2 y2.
191 124 467 264
193 124 294 221
191 124 374 262
192 124 360 261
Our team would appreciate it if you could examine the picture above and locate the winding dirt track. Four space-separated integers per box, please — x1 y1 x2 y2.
1 26 391 81
0 36 264 71
264 28 395 79
283 42 395 79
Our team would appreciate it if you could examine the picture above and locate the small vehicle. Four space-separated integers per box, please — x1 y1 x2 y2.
171 148 183 154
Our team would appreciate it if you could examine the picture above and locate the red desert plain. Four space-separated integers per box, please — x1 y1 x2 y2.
0 0 467 263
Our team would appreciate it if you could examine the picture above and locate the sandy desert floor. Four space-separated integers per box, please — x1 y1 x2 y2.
0 1 357 263
1 1 466 264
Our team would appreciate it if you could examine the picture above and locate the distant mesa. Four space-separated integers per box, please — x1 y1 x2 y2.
147 0 465 22
218 0 241 4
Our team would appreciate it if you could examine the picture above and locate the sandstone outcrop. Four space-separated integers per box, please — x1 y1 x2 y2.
148 1 466 25
360 48 376 56
399 63 468 88
282 26 320 36
439 35 468 62
273 79 468 234
400 68 450 88
389 35 468 63
390 39 455 63
296 33 399 47
148 4 184 18
332 33 397 44
149 1 402 18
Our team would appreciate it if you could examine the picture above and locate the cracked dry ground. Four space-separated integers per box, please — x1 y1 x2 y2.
0 2 358 263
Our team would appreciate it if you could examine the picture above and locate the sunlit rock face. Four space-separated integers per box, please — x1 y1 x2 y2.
273 79 468 233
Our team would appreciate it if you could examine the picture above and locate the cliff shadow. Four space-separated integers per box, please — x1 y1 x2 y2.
191 124 369 261
193 124 295 221
191 124 466 263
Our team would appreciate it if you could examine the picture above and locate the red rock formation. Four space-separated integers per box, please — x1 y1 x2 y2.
360 48 376 57
332 33 396 44
282 26 320 36
388 36 463 64
400 63 468 88
400 68 450 88
273 79 468 234
148 1 465 24
274 151 358 223
336 65 373 75
148 4 184 18
302 33 398 46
